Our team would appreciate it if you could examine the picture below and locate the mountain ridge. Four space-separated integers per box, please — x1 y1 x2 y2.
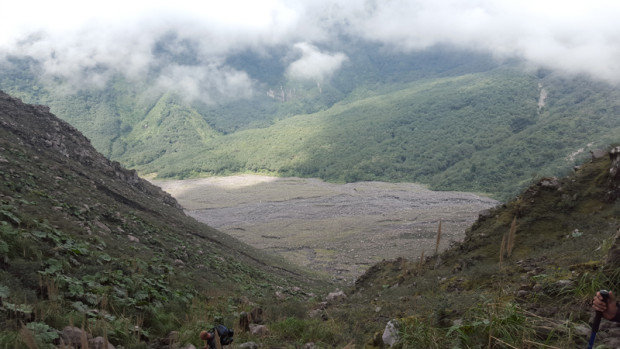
5 48 620 200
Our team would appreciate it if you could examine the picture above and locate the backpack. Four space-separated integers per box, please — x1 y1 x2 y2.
206 325 234 348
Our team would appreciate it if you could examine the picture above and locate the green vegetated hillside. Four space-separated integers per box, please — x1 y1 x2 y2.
3 47 620 201
131 67 620 201
0 91 330 348
323 147 620 348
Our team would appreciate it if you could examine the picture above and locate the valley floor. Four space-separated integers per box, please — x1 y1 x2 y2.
150 175 499 282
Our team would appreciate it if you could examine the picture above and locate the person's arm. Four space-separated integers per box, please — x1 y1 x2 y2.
593 291 619 321
613 301 620 322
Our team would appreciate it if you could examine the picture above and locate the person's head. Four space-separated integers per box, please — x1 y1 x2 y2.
200 330 212 341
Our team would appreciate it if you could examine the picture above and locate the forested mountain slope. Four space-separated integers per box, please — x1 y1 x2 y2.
2 47 619 200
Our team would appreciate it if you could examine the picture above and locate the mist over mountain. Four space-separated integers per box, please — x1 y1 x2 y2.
2 2 620 199
3 45 619 200
3 1 620 93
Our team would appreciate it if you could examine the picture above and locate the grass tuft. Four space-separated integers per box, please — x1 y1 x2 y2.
19 324 38 349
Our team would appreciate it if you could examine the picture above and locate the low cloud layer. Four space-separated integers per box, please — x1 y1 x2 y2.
2 0 620 101
286 43 348 82
155 63 254 103
340 0 620 82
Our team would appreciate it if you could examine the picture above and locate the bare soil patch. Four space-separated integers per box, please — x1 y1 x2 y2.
151 175 499 282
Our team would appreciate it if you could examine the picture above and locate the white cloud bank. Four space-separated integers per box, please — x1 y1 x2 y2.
286 43 348 82
339 0 620 82
2 0 620 101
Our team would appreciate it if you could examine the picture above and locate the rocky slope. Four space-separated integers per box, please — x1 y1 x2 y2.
0 91 326 347
323 146 620 348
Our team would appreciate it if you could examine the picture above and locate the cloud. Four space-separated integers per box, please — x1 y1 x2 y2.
285 43 348 82
335 0 620 82
0 1 310 99
154 63 255 104
2 0 620 97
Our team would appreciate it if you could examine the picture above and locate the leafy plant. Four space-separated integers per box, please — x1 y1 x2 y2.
25 322 59 346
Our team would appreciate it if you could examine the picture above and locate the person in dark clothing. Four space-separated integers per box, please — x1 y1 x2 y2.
593 291 620 322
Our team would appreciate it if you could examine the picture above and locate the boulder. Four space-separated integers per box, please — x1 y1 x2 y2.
239 312 250 332
382 320 399 347
95 221 112 235
611 147 620 179
249 324 269 336
326 290 347 303
604 337 620 349
308 302 329 320
574 324 591 337
249 307 264 324
539 177 560 189
608 147 620 201
61 326 92 347
238 342 259 349
275 291 286 300
591 149 606 160
88 336 115 349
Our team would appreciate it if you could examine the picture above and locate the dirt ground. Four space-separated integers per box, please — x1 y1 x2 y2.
150 175 499 283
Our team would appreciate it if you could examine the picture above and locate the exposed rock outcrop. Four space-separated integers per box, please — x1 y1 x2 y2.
89 336 115 349
60 326 92 347
382 320 399 347
0 91 181 210
607 146 620 202
326 290 347 303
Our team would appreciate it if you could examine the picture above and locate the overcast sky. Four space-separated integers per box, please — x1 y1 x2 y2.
2 0 620 100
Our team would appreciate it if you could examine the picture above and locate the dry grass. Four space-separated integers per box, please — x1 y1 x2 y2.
507 216 517 257
80 324 89 349
435 219 442 254
499 234 507 265
19 324 38 349
499 216 517 264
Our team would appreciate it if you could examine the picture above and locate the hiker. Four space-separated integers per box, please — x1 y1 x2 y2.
200 330 211 349
592 291 620 322
199 325 234 349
